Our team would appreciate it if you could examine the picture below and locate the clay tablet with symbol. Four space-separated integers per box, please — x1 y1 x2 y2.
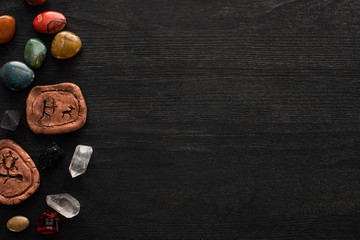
0 139 40 205
26 82 87 135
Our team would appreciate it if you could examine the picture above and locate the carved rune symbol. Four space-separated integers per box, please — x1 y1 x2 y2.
62 105 75 118
0 151 23 184
39 98 57 121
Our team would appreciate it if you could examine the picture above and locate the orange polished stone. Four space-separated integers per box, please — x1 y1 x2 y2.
0 15 15 44
25 0 46 6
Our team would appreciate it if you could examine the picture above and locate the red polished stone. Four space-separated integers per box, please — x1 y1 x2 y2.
36 211 60 234
33 11 66 34
25 0 46 6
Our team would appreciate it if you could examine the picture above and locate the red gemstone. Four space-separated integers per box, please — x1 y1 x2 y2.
36 211 60 234
33 11 66 34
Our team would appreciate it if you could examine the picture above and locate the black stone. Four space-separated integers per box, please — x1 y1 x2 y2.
38 143 65 170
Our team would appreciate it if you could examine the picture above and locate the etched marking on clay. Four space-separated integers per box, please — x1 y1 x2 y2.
62 105 75 118
39 98 58 122
0 151 23 184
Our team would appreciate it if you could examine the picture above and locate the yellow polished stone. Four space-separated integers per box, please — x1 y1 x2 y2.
51 31 81 59
7 216 30 232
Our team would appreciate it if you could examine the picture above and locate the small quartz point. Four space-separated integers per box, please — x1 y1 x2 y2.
1 110 21 131
69 145 93 178
46 193 80 218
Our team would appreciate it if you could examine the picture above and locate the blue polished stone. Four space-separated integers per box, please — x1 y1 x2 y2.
0 61 35 91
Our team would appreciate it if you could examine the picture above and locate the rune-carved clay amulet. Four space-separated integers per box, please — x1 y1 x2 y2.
0 139 40 205
26 82 87 135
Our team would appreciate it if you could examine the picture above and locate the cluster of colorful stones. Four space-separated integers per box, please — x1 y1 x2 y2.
0 10 82 89
1 2 89 236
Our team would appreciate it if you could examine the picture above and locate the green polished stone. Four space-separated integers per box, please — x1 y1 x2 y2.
24 38 47 69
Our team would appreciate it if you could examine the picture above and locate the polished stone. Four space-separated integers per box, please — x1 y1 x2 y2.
33 11 66 34
0 15 15 44
0 61 35 91
7 216 29 232
1 110 21 131
39 143 65 170
51 31 82 59
69 145 93 178
24 38 47 69
36 211 60 234
25 0 46 6
46 193 80 218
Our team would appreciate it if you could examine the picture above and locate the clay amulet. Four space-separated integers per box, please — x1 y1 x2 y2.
0 139 40 205
26 82 87 135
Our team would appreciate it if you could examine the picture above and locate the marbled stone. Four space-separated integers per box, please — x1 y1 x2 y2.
46 193 80 218
33 11 66 34
0 15 15 44
25 0 46 6
51 31 82 59
1 110 21 131
26 82 87 135
0 139 40 205
69 145 93 178
0 61 35 91
39 143 65 170
24 38 47 69
36 211 60 234
7 216 29 232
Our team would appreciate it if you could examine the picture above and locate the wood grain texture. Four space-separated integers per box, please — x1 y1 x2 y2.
1 0 360 239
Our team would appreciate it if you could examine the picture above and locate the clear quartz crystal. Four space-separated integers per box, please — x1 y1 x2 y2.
46 193 80 218
1 110 21 131
69 145 93 178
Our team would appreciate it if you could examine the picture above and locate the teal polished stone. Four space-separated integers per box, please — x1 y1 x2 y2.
24 38 47 69
0 61 35 91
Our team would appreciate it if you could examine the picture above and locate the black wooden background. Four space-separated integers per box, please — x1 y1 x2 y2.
1 0 360 239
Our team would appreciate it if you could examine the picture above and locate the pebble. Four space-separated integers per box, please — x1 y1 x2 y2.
0 61 35 91
33 11 66 34
24 38 47 69
51 31 82 59
0 15 15 44
25 0 46 6
7 216 30 232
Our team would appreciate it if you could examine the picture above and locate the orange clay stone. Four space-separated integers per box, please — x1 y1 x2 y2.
0 139 40 205
25 0 46 6
51 31 82 59
0 15 15 44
